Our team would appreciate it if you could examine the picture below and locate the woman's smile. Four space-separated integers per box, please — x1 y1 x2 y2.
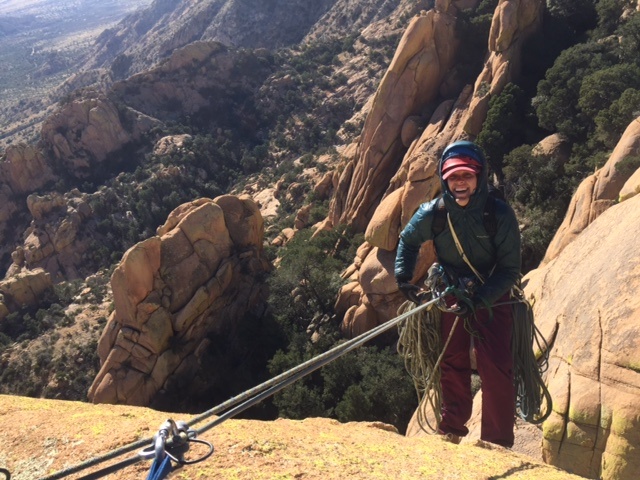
446 172 478 206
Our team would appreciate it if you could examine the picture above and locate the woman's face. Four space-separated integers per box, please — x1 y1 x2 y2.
446 172 478 206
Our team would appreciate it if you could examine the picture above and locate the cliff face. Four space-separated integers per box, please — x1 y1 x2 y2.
331 0 543 337
524 191 640 480
89 196 270 406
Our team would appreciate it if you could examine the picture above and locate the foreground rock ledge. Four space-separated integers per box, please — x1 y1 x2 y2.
0 395 583 480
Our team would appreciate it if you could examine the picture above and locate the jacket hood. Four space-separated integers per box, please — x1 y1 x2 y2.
438 140 489 212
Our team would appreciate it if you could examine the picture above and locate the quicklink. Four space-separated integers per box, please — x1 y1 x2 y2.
140 420 214 480
0 467 10 480
69 420 213 480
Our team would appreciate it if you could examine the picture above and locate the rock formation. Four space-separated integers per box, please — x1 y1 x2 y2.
88 195 271 406
332 0 543 336
86 0 338 77
523 192 640 480
542 116 640 263
325 5 461 233
0 144 55 195
40 93 160 178
0 269 52 322
0 144 58 282
6 190 95 282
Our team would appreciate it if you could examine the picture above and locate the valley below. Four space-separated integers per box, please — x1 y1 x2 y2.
0 0 152 146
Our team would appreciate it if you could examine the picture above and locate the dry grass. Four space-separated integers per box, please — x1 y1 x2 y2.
0 395 586 480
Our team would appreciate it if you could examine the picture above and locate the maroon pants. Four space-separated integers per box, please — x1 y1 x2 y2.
438 294 515 447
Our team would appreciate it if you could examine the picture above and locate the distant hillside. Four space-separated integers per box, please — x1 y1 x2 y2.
0 0 152 145
84 0 409 78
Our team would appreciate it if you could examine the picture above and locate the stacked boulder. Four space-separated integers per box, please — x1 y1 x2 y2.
88 195 271 406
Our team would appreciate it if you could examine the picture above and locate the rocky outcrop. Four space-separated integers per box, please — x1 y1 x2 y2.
523 193 640 480
304 0 420 43
41 94 159 178
0 144 55 195
333 0 543 336
110 40 273 122
86 0 338 77
88 195 271 406
542 117 640 263
0 269 52 321
7 190 94 281
326 6 461 233
619 166 640 201
0 144 58 276
153 134 193 156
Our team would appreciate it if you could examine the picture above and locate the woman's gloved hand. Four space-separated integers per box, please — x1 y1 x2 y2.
397 281 422 304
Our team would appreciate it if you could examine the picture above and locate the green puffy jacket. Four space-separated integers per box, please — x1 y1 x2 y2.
394 142 521 305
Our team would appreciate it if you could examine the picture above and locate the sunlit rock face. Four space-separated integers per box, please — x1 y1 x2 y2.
88 195 271 407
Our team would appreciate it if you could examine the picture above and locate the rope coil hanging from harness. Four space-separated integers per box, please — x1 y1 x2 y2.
396 261 553 435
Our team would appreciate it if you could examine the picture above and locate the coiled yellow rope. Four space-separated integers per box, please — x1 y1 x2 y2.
397 287 553 433
397 299 444 433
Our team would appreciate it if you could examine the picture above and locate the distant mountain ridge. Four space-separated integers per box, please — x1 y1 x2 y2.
86 0 341 78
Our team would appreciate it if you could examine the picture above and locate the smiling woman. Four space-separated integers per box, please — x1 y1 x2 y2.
442 156 482 207
446 171 478 206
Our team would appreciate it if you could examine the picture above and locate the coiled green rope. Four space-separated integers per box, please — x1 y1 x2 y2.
510 290 553 424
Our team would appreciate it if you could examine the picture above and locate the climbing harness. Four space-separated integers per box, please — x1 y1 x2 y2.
0 467 10 480
41 294 444 480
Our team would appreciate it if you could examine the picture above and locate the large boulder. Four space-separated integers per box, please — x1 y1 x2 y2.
8 190 94 281
523 193 640 480
88 195 271 406
0 269 52 321
41 94 159 178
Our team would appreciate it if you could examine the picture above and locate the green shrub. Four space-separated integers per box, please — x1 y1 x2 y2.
269 345 417 433
535 42 618 139
476 83 529 182
615 155 640 176
503 145 573 271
